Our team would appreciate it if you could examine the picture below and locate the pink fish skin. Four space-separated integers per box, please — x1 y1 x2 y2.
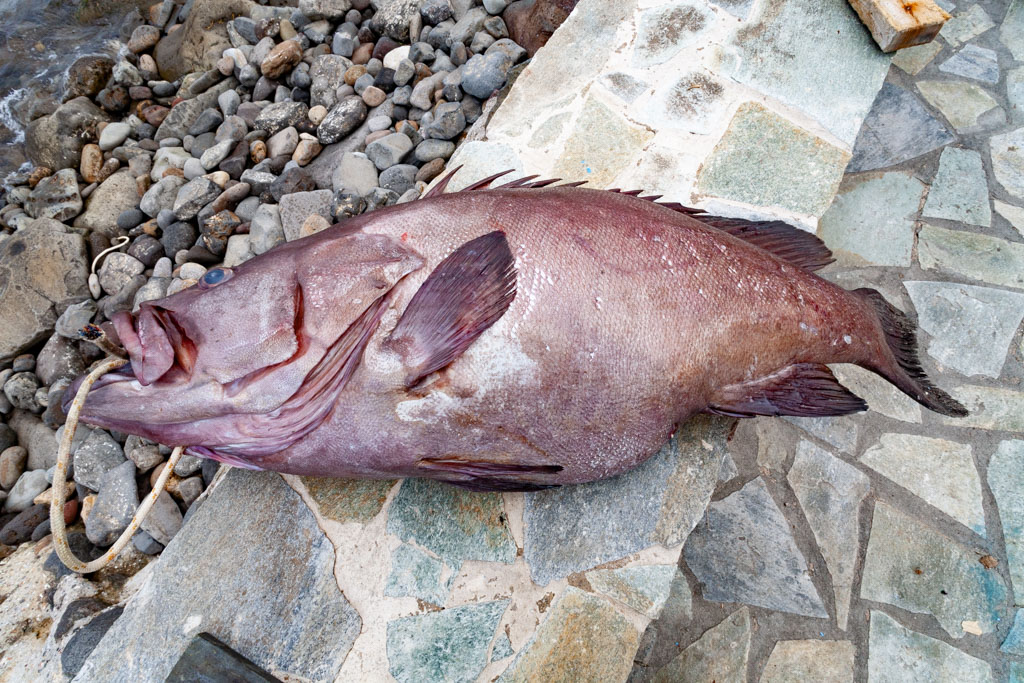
67 178 965 491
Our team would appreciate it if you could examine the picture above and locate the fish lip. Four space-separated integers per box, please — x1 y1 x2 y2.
110 306 186 386
61 364 137 415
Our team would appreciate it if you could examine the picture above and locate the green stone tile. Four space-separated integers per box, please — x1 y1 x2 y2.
918 224 1024 290
992 127 1024 201
386 600 508 683
917 81 999 131
892 42 943 76
761 640 855 683
868 611 994 682
586 564 679 618
491 632 514 661
697 102 849 216
940 4 995 45
384 543 449 606
988 440 1024 607
922 147 991 227
942 385 1024 432
301 477 395 524
386 478 515 565
652 607 750 683
500 588 639 682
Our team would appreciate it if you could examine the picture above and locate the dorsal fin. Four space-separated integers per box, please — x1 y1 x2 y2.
422 171 832 272
385 231 517 387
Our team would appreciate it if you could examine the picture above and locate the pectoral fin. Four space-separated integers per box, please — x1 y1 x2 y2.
418 457 562 492
707 363 867 418
386 231 517 387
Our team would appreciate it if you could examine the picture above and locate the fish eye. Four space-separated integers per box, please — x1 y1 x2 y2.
199 267 233 290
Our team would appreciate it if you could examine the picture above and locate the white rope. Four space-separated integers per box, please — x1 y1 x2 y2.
49 357 185 573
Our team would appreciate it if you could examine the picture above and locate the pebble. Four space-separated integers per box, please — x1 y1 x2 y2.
4 372 40 410
0 504 48 544
97 252 145 296
4 470 49 513
85 460 138 547
173 177 222 220
161 222 198 258
140 491 183 545
308 104 328 125
0 424 15 452
366 132 414 170
363 85 387 107
0 447 28 490
380 164 418 194
218 89 241 118
415 138 456 162
267 126 300 158
200 140 236 171
317 96 368 143
99 124 131 155
80 144 104 184
36 334 85 386
73 430 126 492
292 138 323 166
415 157 446 183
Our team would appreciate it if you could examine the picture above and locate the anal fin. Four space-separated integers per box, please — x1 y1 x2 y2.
707 363 867 418
386 231 517 387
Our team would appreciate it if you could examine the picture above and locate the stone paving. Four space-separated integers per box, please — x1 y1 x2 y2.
55 0 1024 681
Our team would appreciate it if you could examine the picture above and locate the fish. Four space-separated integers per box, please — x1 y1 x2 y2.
66 170 966 492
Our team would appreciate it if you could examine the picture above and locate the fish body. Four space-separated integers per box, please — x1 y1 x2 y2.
70 178 965 490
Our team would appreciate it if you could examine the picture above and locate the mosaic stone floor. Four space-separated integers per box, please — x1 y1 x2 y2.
61 0 1024 681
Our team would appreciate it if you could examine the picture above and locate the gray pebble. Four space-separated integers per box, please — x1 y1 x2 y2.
379 164 418 195
4 372 40 411
85 460 138 546
4 469 48 513
73 429 126 492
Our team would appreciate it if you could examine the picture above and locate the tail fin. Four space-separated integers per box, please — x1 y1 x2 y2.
854 288 967 417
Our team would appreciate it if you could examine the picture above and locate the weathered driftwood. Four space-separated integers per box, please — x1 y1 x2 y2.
848 0 951 52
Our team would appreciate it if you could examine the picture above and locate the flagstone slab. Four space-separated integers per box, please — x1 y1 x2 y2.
386 600 509 683
831 364 922 423
384 543 450 606
904 280 1024 378
76 471 361 682
942 385 1024 432
1003 609 1024 655
988 440 1024 606
939 44 999 84
918 224 1024 291
651 607 750 683
760 639 856 683
1002 0 1024 60
847 84 953 173
1010 68 1024 125
891 41 942 75
818 171 924 265
499 588 639 682
301 476 395 523
788 440 870 630
995 200 1024 236
784 415 858 454
917 80 1000 131
867 611 994 682
860 502 1007 638
684 477 828 618
922 147 991 227
939 4 995 45
523 415 730 585
992 127 1024 200
586 564 679 618
861 433 985 535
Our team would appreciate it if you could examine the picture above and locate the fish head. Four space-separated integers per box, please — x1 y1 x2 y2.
65 225 423 448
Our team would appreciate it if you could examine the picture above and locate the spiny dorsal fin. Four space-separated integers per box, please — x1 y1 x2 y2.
707 363 867 418
385 231 516 387
423 171 832 272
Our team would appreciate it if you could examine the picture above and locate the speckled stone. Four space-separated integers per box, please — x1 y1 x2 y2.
731 0 889 145
586 564 679 618
651 607 750 683
942 385 1024 432
788 440 869 630
491 632 514 661
988 440 1024 606
684 477 827 618
867 610 994 682
831 364 921 423
301 477 395 523
697 102 848 216
862 433 984 535
818 171 924 266
784 415 858 454
916 81 999 131
992 127 1024 201
918 224 1024 291
995 200 1024 237
847 83 953 173
760 640 855 683
500 588 639 682
387 477 515 565
922 147 991 226
904 280 1024 378
78 471 361 680
384 543 449 606
386 600 508 683
860 502 1006 638
523 415 730 585
631 1 714 67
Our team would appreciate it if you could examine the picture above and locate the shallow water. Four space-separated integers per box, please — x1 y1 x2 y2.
0 0 133 177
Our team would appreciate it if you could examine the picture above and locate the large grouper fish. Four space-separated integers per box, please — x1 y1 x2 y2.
66 170 966 491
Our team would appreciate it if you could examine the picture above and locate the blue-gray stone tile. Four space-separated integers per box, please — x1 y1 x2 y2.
384 543 450 606
939 44 1000 84
988 440 1024 606
847 83 954 173
1002 609 1024 655
868 611 994 681
922 147 991 227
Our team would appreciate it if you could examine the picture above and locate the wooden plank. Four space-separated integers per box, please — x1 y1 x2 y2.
848 0 951 52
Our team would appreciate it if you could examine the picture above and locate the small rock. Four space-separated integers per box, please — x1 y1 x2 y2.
218 89 241 117
366 132 414 170
333 152 379 194
25 169 82 222
250 204 285 254
35 334 85 386
98 252 145 296
331 191 365 220
160 221 198 258
99 122 131 151
4 373 40 411
267 126 300 158
293 138 322 166
188 109 225 138
363 85 387 107
379 164 417 194
127 25 160 53
261 39 303 80
4 471 49 513
318 96 368 144
270 166 316 202
254 101 310 136
140 490 182 545
0 447 28 490
199 139 235 171
415 138 455 162
80 144 104 184
85 460 138 546
173 177 222 220
0 503 48 544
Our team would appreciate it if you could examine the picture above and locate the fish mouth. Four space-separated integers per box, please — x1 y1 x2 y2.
110 306 197 386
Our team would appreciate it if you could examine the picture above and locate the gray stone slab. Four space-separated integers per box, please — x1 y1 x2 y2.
1001 0 1024 61
861 433 984 535
523 416 729 585
730 0 890 145
631 1 715 67
904 280 1024 378
586 564 679 618
922 147 991 227
1003 609 1024 655
684 477 828 618
891 41 942 76
867 610 994 682
941 385 1024 432
940 4 995 45
386 600 508 683
651 607 750 683
387 478 515 566
1010 68 1024 125
818 171 924 266
917 80 1000 131
939 44 999 84
995 200 1024 237
847 83 954 173
992 127 1024 201
860 502 1007 638
760 639 855 683
988 440 1024 606
788 440 870 630
384 543 450 606
784 415 858 454
696 102 849 216
918 224 1024 290
76 471 360 681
